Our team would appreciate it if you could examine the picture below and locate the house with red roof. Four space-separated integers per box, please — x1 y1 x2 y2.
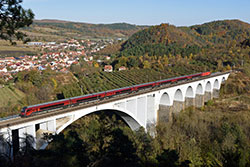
104 65 113 72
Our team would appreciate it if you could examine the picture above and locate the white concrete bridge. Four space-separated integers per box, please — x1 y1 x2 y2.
0 72 230 155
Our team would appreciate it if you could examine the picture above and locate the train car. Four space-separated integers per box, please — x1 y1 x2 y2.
133 81 156 91
155 72 210 86
71 94 97 105
201 72 211 76
20 99 71 117
20 71 211 117
182 73 202 80
105 86 133 97
70 91 107 105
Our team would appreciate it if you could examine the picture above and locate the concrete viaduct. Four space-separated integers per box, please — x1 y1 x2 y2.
0 72 230 155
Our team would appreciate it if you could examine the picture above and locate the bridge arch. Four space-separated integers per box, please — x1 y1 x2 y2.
56 109 142 134
205 81 212 92
222 77 226 83
213 79 219 89
159 92 171 106
174 89 184 101
196 83 203 95
185 86 194 98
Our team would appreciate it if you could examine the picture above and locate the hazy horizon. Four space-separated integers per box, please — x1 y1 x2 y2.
34 18 250 27
23 0 250 26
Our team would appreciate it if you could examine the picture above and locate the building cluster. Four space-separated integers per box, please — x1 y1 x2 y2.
0 39 116 81
28 39 114 54
0 53 77 80
104 65 127 72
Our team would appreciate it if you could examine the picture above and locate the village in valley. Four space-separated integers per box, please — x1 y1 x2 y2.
0 38 124 81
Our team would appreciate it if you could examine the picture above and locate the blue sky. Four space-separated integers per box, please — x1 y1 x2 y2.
23 0 250 26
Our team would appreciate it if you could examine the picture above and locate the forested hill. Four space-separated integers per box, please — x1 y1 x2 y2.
190 20 250 45
21 19 146 41
119 20 250 56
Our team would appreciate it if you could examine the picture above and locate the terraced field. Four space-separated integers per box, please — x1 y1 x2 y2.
78 68 185 95
0 68 199 116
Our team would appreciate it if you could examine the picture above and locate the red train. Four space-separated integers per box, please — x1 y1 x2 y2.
20 72 211 117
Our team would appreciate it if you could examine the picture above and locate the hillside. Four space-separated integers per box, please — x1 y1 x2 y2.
125 19 250 48
189 19 250 45
1 19 250 117
0 86 25 107
21 19 146 41
118 20 250 57
122 23 201 49
0 20 145 57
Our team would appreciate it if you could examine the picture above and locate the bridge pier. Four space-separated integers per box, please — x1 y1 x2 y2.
172 101 185 113
213 89 220 98
185 97 195 108
204 91 213 102
195 94 204 107
137 97 147 127
146 95 156 127
158 104 172 123
19 125 36 148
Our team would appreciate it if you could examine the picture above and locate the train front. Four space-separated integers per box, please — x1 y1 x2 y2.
20 107 27 117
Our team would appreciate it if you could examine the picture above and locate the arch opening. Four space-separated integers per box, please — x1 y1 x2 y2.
196 83 203 95
185 86 194 98
57 109 142 135
112 110 141 131
205 81 212 92
160 92 171 106
40 109 142 150
222 77 226 83
174 89 184 102
213 79 219 90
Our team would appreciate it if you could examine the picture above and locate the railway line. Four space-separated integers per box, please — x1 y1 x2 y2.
0 71 229 129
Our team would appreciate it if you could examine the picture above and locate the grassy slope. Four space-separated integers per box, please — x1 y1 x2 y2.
0 86 25 107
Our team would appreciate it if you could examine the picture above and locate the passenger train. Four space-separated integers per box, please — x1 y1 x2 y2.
20 72 211 117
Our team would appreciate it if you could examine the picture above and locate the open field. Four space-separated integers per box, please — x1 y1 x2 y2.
0 40 37 57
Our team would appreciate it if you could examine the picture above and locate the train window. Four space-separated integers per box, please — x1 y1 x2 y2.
120 89 131 93
40 103 65 111
77 96 97 103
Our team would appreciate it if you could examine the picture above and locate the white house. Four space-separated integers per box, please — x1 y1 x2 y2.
0 67 7 72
